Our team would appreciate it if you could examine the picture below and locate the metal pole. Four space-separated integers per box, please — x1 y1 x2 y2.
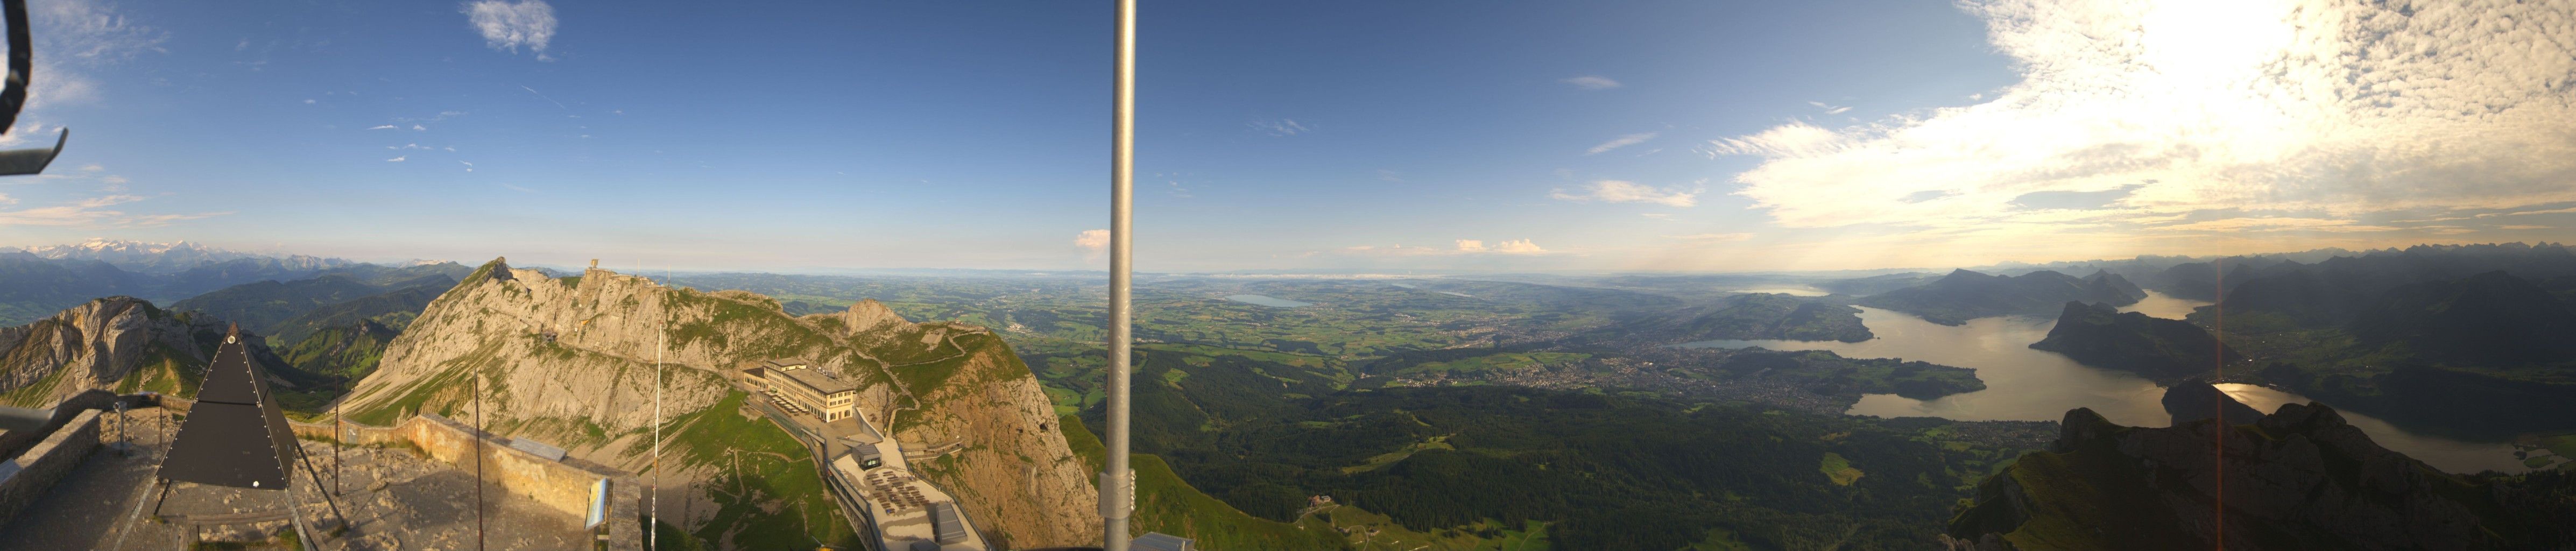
475 375 486 551
1103 0 1138 548
651 285 666 551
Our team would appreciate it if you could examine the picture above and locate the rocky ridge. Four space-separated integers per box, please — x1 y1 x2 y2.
335 258 1101 547
1945 387 2576 550
0 296 234 407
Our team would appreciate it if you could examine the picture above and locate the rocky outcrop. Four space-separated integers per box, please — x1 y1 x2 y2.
0 297 223 407
336 258 1100 547
2030 301 2242 380
1949 402 2576 550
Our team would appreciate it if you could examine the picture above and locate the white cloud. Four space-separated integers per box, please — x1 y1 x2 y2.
464 0 557 60
1806 101 1853 115
1075 229 1110 253
303 99 316 104
0 193 13 206
1561 76 1621 90
461 160 475 172
1709 0 2576 239
1585 132 1658 155
1490 239 1547 253
1447 239 1549 255
385 156 407 162
411 124 427 131
1550 180 1700 207
1667 232 1753 242
368 125 397 130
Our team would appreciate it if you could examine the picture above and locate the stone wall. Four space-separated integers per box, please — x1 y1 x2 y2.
0 409 100 525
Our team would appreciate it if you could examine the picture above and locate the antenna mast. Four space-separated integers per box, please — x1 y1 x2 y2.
1104 0 1138 548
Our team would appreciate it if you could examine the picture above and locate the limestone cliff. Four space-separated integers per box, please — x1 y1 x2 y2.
336 258 1100 547
0 296 235 407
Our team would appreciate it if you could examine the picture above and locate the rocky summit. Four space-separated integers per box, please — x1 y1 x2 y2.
334 258 1102 546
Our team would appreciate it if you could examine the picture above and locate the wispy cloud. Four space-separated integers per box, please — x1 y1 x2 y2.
1377 169 1405 182
1585 132 1658 155
1561 76 1621 90
385 156 407 162
1550 180 1700 207
1806 101 1852 115
2500 224 2553 230
460 160 475 172
1667 232 1753 242
367 125 397 130
1251 118 1309 136
0 194 227 228
464 0 557 61
2147 217 2399 233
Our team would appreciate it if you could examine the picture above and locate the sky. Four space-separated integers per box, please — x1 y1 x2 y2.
0 0 2569 273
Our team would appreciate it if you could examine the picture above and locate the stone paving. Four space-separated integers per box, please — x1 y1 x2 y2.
0 408 590 550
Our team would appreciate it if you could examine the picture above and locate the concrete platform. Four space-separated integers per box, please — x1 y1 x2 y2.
0 409 590 550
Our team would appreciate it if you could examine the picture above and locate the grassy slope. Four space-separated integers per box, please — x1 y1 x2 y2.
1060 414 1350 550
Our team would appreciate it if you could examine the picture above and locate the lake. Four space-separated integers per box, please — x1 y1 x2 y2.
1223 294 1312 308
1677 291 2531 474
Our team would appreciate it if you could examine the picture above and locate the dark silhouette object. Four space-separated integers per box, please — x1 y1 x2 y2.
0 0 66 175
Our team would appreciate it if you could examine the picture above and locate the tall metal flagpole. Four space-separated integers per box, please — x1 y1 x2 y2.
1104 0 1138 548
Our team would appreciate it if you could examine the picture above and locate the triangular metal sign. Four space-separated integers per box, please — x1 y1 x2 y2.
156 324 300 489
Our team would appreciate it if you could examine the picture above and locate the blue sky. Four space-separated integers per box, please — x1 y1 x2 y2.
3 1 2571 273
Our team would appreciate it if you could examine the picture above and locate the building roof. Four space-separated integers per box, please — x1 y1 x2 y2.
773 363 856 395
1133 532 1196 551
762 359 807 370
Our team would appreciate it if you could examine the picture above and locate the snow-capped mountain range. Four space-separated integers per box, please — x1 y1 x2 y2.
14 239 351 274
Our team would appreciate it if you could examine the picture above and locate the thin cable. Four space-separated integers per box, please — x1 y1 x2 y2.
651 265 667 550
475 372 486 551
